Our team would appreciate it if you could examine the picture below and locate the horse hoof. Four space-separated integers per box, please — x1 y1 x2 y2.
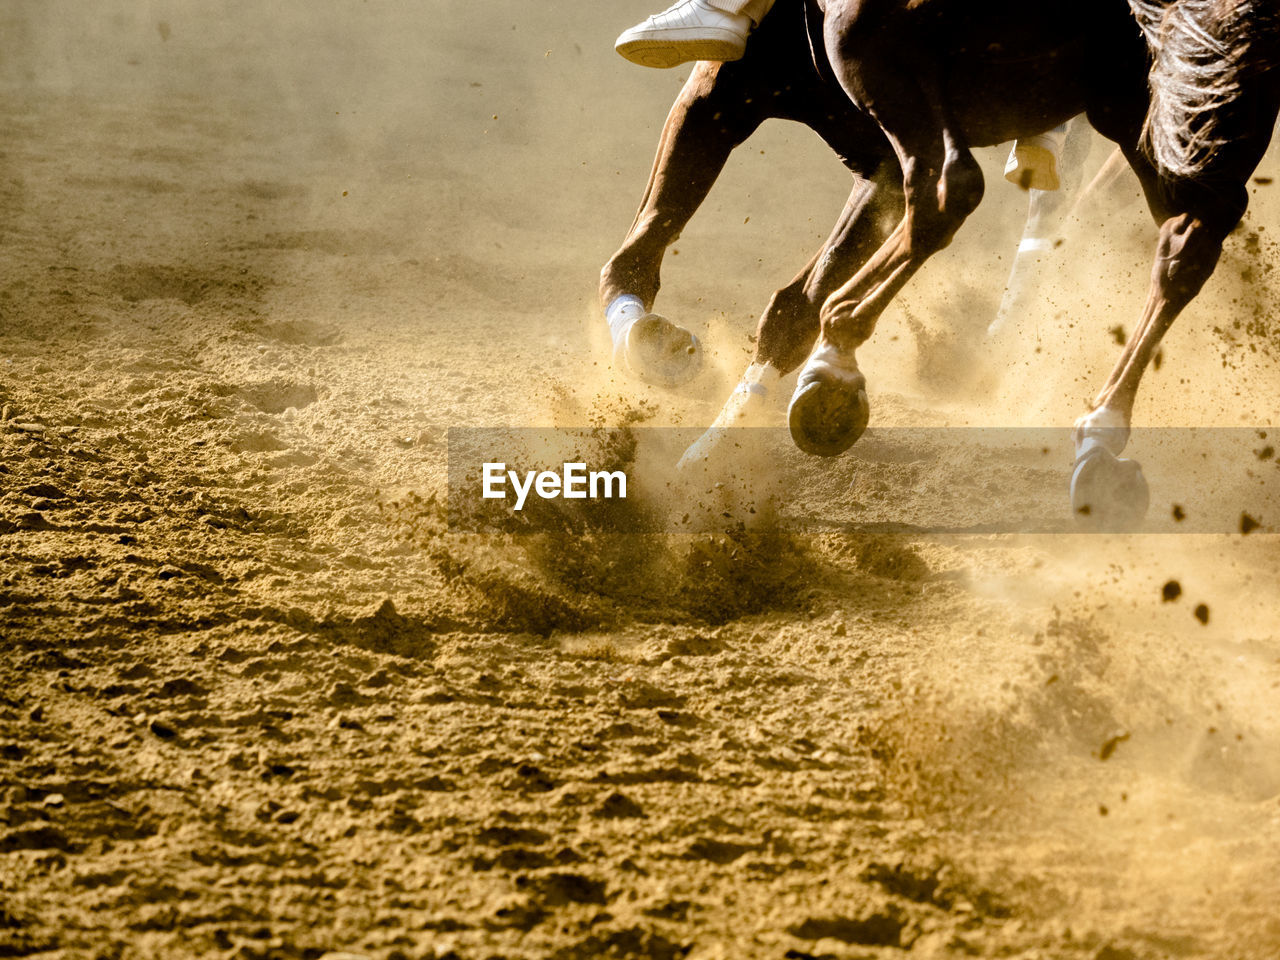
787 370 869 457
622 314 702 387
1070 447 1149 531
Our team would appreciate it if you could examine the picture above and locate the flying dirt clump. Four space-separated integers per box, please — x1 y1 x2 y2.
384 491 818 632
674 520 817 625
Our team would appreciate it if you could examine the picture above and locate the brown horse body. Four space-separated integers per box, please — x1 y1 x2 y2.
604 0 1280 524
789 0 1280 523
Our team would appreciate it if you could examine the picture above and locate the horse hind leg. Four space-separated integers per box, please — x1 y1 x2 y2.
989 117 1095 340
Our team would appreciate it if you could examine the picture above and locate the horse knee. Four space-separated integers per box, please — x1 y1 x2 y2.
1154 213 1227 303
900 153 982 256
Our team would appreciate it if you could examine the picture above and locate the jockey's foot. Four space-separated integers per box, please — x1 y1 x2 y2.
615 0 751 69
1004 125 1068 192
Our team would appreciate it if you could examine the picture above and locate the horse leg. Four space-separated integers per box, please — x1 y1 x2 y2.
989 115 1093 339
787 49 985 455
1069 153 1247 526
600 61 766 387
678 160 902 468
755 157 902 375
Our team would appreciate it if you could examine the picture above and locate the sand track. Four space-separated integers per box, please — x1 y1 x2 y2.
3 2 1280 959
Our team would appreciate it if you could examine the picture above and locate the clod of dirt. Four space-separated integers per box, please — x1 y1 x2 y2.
20 483 65 499
682 837 757 864
0 826 78 854
859 859 953 909
15 513 57 532
488 894 546 932
522 872 608 907
788 905 908 947
616 681 684 710
592 792 645 819
149 718 178 739
1098 731 1130 761
844 536 930 581
1161 580 1182 602
508 764 557 793
1194 603 1210 625
1240 512 1260 534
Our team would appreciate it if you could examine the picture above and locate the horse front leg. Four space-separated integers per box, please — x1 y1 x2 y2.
600 62 764 387
678 161 902 468
789 128 985 455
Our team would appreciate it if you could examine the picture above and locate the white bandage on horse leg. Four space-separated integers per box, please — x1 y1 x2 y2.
1074 405 1130 458
1004 122 1069 191
677 361 780 470
709 361 780 429
1016 235 1054 256
606 295 646 356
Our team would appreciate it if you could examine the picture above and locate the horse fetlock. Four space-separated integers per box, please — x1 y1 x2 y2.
818 303 874 352
601 242 664 304
1072 406 1130 458
609 299 703 388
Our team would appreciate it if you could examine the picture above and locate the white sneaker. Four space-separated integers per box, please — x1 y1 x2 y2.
615 0 751 69
1004 124 1068 191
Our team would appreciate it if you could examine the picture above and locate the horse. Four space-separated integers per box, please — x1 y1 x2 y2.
599 0 903 402
599 0 1130 492
785 0 1280 525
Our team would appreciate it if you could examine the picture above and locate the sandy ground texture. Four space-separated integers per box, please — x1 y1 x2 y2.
4 2 1280 959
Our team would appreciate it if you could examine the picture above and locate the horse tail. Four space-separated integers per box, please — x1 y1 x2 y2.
1129 0 1280 179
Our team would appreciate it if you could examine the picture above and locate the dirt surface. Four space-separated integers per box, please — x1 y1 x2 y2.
4 3 1280 959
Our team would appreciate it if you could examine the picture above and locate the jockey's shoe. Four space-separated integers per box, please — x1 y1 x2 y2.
1003 125 1068 192
615 0 751 69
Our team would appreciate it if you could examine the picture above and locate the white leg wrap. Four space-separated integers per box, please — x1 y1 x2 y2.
1074 406 1129 458
708 361 779 429
606 295 646 355
799 335 861 383
677 362 779 470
